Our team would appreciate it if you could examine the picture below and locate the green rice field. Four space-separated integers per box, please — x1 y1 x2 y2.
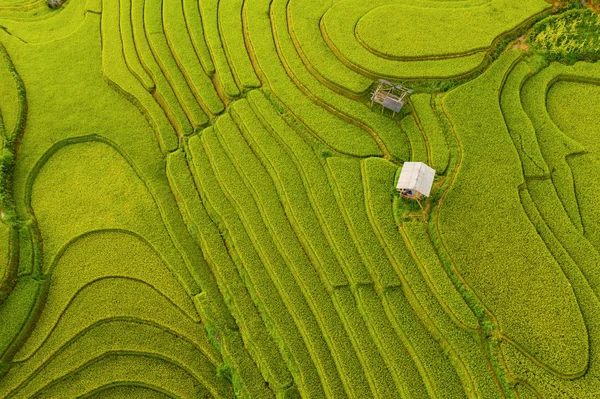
0 0 599 397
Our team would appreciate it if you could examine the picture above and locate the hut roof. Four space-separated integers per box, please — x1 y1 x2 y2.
396 162 436 197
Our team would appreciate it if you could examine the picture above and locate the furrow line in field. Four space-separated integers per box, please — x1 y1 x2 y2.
167 149 293 395
189 132 333 397
212 114 373 398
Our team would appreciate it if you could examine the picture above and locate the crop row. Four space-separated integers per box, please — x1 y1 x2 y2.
0 53 19 140
244 0 381 157
0 277 41 363
27 140 199 296
0 0 86 44
107 0 267 139
205 117 372 397
162 0 224 116
19 131 244 381
0 12 246 398
400 221 479 331
187 133 330 397
218 0 261 91
399 114 428 164
198 0 240 99
181 0 214 75
410 94 450 174
228 99 434 396
167 149 292 396
498 57 548 178
102 0 179 152
246 90 374 285
509 60 600 397
326 157 401 288
520 63 584 231
362 157 502 398
517 61 600 298
10 321 230 398
27 353 217 399
200 92 482 398
286 0 372 95
229 100 349 288
132 0 195 136
547 78 600 251
426 49 600 397
0 225 8 284
13 231 202 363
145 0 210 129
244 91 458 395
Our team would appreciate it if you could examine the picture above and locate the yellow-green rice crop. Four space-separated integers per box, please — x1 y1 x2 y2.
2 0 600 397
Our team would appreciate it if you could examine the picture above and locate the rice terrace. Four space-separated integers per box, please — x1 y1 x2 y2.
1 0 600 396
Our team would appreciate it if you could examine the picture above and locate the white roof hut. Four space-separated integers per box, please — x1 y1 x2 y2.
396 162 436 200
370 79 413 114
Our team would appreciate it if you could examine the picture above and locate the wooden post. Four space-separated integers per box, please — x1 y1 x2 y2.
416 199 424 210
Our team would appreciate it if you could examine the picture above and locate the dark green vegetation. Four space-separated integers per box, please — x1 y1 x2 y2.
0 0 599 397
529 8 600 62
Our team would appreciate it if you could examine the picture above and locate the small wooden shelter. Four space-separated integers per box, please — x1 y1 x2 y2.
396 162 436 200
370 79 413 114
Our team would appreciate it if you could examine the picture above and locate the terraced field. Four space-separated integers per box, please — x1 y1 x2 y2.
0 0 599 397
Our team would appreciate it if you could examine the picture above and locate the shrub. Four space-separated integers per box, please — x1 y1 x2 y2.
529 9 600 63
